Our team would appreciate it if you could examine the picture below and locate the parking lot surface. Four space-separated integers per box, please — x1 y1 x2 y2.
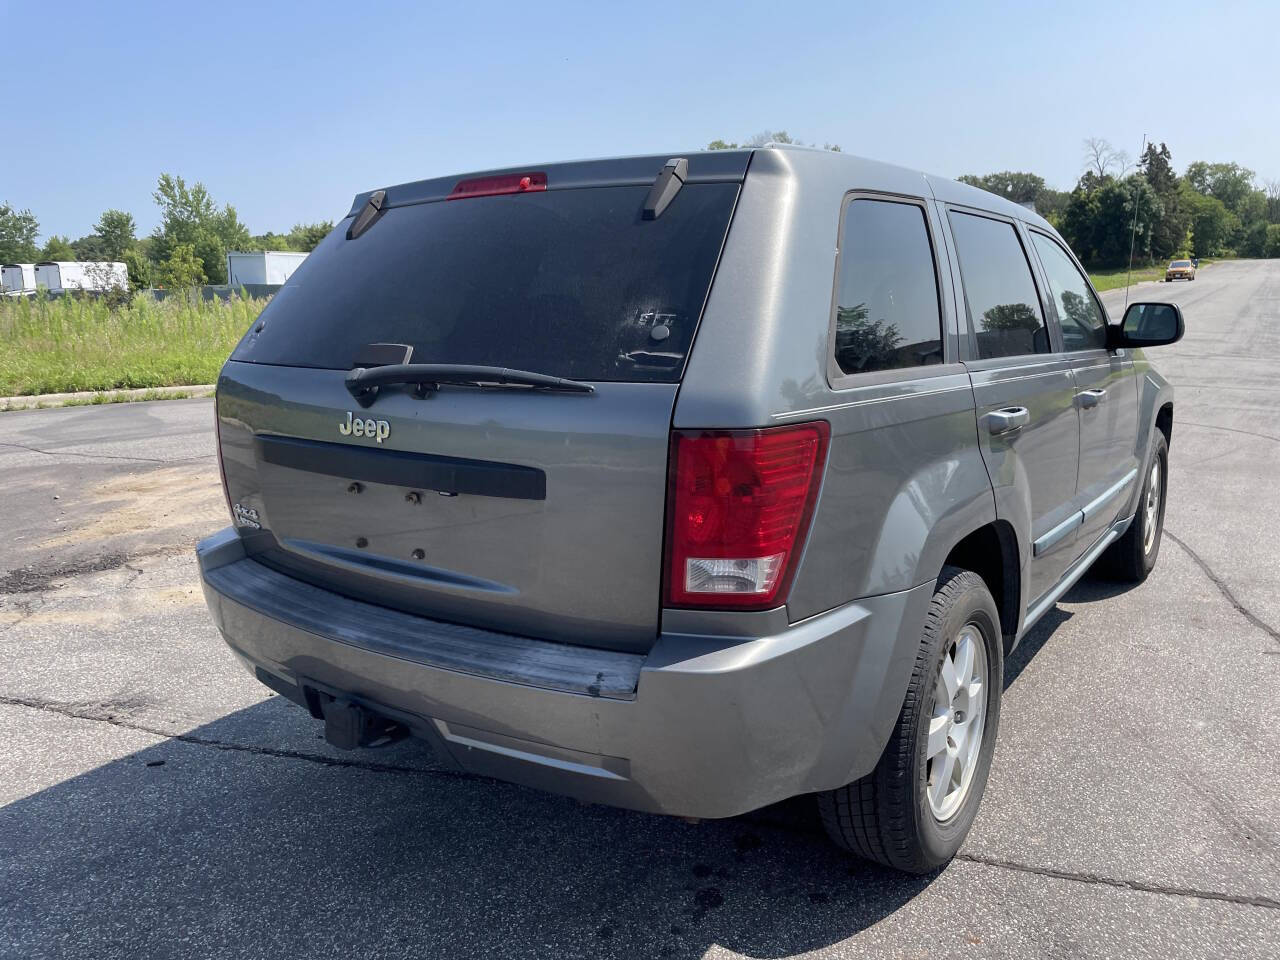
2 260 1278 959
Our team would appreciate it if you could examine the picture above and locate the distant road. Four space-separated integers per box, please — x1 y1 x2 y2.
1101 257 1280 635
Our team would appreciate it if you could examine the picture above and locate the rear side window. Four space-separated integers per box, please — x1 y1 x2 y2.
1030 233 1107 351
948 212 1050 360
232 183 739 382
833 198 942 376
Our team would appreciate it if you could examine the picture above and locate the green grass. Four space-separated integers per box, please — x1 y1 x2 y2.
1088 259 1215 292
0 293 263 396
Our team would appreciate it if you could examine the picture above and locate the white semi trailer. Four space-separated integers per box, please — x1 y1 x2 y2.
34 261 128 292
1 263 36 293
226 251 308 287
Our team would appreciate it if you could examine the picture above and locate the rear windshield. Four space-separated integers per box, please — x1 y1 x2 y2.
231 183 739 382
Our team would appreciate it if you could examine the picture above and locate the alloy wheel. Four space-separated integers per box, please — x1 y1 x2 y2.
1143 459 1162 555
926 624 988 822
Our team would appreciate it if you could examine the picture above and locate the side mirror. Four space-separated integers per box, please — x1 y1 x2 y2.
1109 302 1184 350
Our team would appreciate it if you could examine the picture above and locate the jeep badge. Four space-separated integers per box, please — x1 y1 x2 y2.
338 411 390 444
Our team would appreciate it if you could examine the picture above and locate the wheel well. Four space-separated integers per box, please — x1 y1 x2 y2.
942 521 1020 652
1156 402 1173 447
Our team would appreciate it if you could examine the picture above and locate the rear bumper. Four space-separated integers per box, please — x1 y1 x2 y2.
197 527 932 819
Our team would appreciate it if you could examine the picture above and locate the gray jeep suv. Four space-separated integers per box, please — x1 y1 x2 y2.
198 146 1182 873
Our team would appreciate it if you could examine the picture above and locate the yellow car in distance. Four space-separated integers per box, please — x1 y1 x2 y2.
1165 259 1196 281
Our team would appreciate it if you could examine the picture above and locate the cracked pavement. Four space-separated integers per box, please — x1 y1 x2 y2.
2 260 1279 959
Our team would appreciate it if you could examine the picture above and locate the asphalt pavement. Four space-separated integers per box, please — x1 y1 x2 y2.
1 260 1278 959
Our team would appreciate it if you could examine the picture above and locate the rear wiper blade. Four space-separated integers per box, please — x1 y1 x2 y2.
345 363 594 407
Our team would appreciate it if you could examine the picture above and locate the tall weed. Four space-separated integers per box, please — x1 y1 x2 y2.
0 292 263 395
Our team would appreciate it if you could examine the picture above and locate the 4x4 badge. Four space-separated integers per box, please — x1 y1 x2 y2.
338 411 390 444
232 503 261 529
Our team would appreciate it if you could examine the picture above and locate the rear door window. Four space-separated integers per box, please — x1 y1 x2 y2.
948 211 1051 360
1030 232 1107 351
232 183 740 382
833 198 943 376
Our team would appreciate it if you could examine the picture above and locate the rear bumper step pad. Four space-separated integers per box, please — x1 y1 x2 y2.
200 531 641 700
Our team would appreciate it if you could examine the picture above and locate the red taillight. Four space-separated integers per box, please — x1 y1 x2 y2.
664 421 830 610
448 172 547 200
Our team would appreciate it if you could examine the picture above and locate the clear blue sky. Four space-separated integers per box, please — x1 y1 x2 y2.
2 0 1274 243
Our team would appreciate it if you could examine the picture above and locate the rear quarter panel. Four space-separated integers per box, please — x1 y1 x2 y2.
676 149 997 620
784 373 996 616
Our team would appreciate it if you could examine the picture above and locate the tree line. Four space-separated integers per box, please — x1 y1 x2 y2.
710 132 1280 267
6 138 1276 291
707 129 843 152
0 174 333 289
959 138 1280 266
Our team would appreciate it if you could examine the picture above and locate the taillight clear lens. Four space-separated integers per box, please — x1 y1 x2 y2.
665 421 830 609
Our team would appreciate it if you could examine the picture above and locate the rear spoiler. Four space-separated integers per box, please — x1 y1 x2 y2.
346 150 752 217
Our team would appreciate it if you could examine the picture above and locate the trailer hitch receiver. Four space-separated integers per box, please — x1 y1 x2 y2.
320 697 406 750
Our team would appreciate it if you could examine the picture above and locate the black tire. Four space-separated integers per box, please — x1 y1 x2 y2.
1099 431 1168 582
817 567 1003 873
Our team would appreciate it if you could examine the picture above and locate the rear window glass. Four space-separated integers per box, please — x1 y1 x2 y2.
833 198 942 376
232 183 739 382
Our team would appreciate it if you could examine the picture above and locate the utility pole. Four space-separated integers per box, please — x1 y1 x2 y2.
1124 133 1148 310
